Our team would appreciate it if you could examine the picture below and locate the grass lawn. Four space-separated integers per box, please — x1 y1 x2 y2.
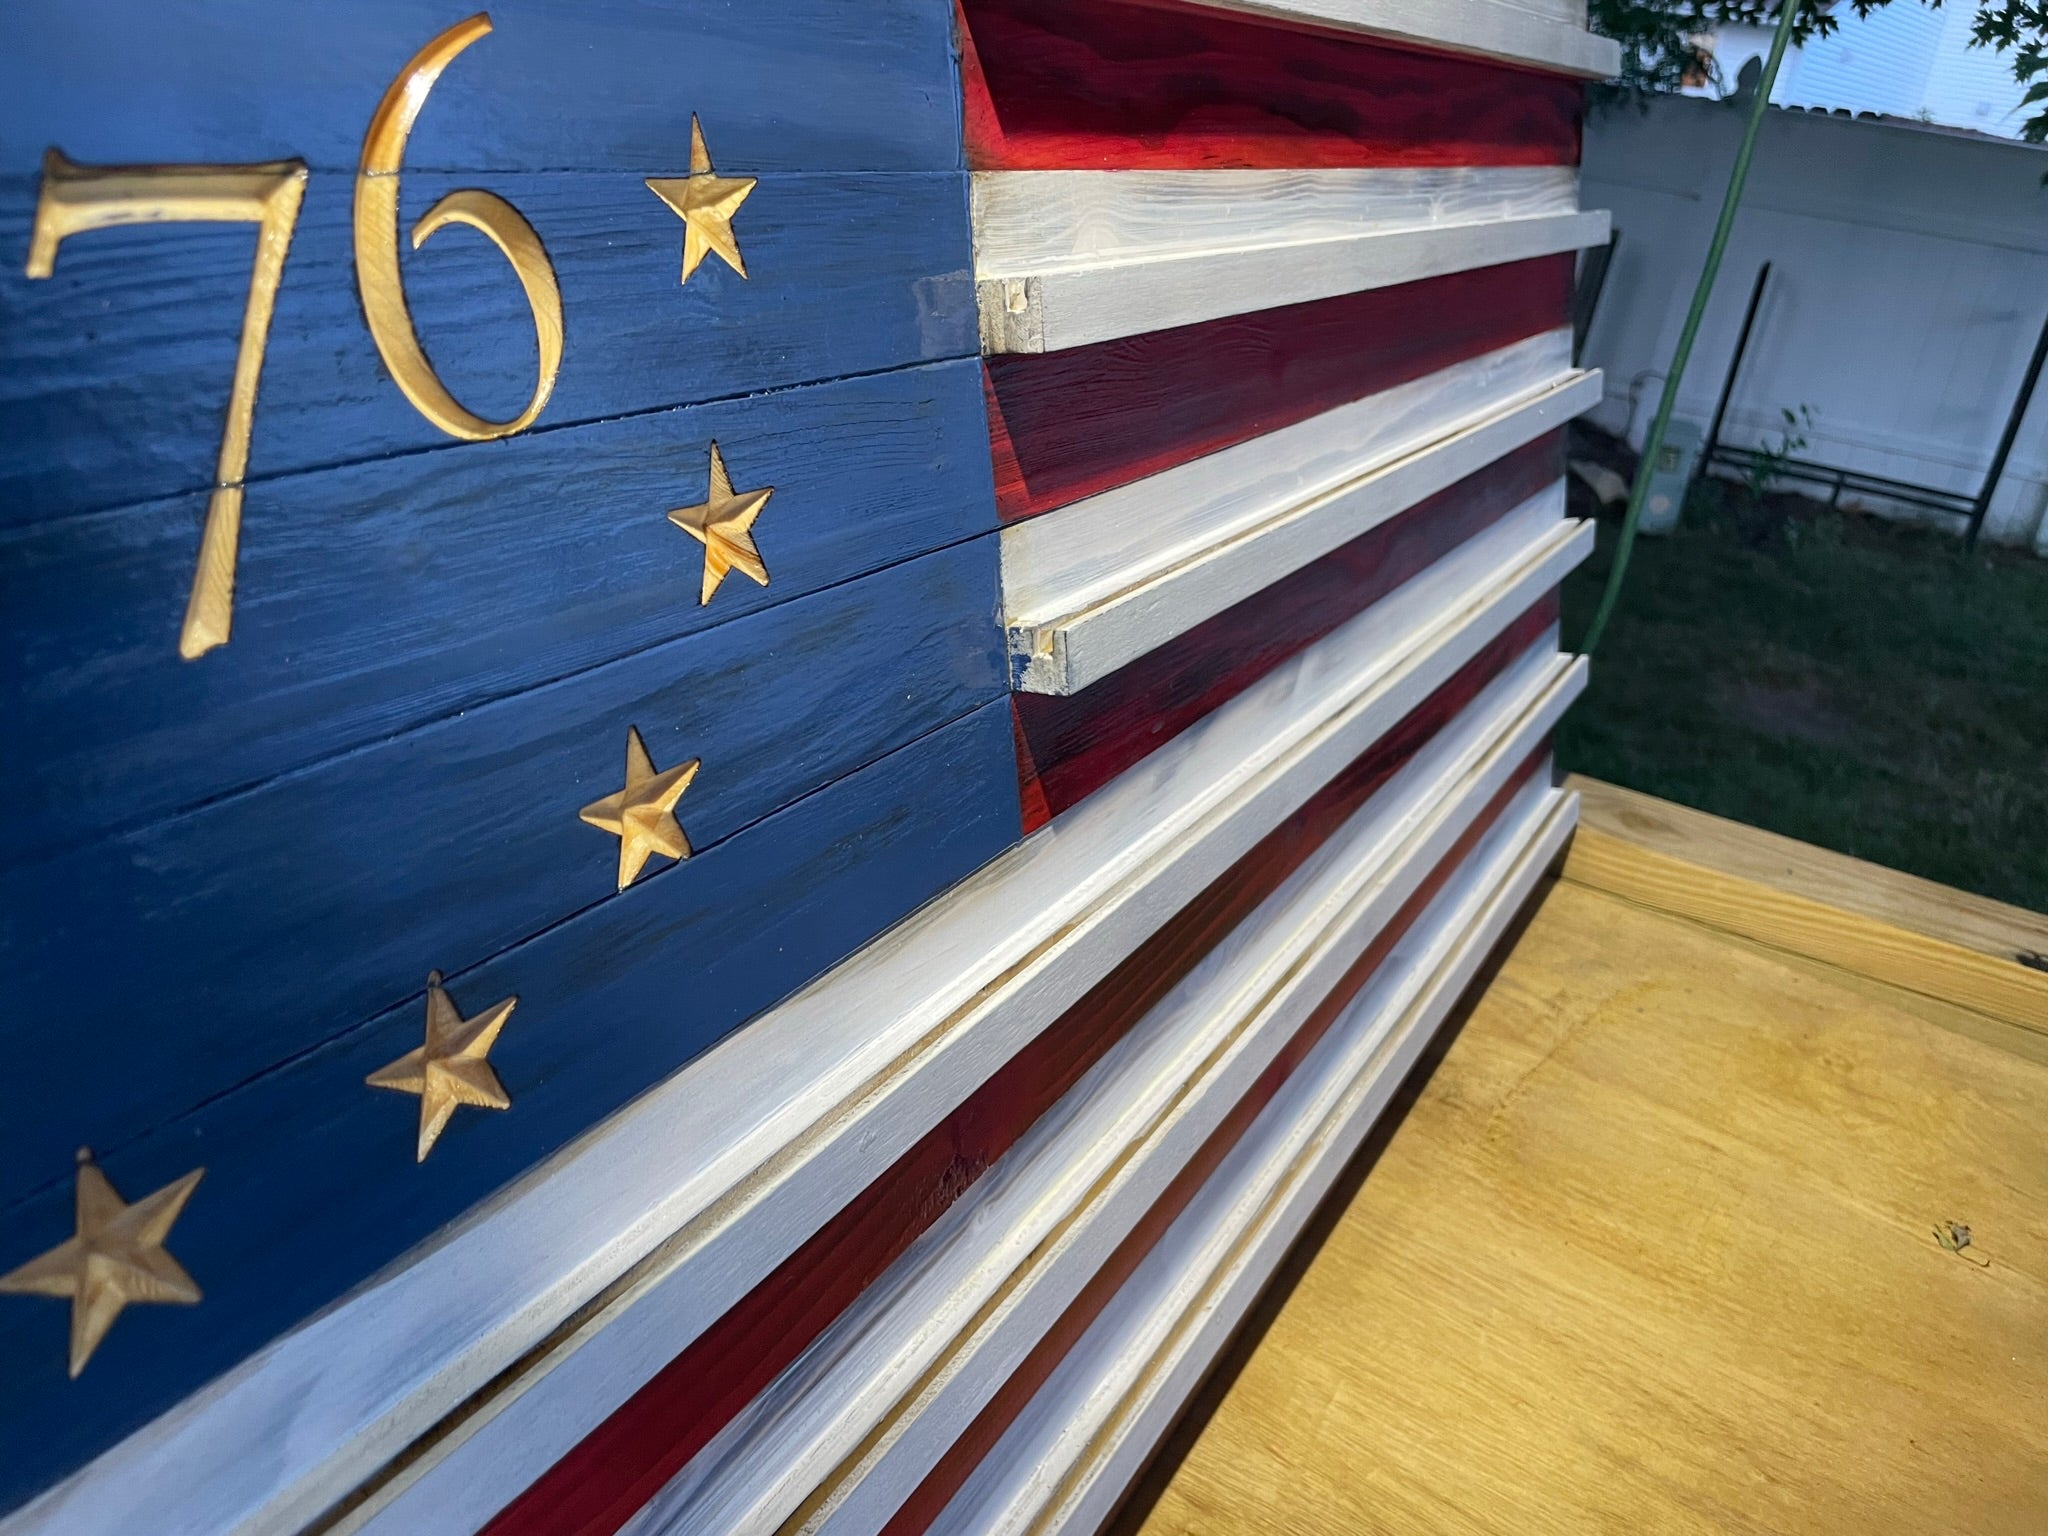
1556 477 2048 916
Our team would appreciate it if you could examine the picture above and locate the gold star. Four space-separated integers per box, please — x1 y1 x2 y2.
0 1151 203 1378
366 973 517 1162
645 115 756 286
667 442 772 605
579 725 700 889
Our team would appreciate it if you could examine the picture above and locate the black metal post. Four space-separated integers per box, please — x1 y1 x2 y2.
1966 304 2048 551
1571 230 1620 367
1702 261 1771 472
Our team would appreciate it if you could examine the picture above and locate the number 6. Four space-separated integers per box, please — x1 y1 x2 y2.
355 12 564 441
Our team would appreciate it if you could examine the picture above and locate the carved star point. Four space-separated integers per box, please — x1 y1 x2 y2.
667 441 773 605
580 725 700 889
0 1153 204 1378
645 115 756 286
366 973 517 1162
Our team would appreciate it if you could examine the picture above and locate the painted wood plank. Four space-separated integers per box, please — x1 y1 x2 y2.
1013 435 1564 830
0 169 975 526
980 207 1608 353
0 0 961 175
1184 0 1621 79
972 166 1577 272
1006 346 1599 694
0 701 1021 1517
924 779 1578 1536
1 360 991 868
627 652 1576 1536
958 0 1587 172
985 255 1575 524
473 602 1564 1536
0 538 1005 1213
0 506 1578 1536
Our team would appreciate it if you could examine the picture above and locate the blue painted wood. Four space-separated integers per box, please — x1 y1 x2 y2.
0 698 1021 1513
0 359 993 868
0 537 1005 1213
0 169 976 526
0 0 962 175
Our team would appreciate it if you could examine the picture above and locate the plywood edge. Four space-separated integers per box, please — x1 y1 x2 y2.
1560 821 2048 1038
1183 0 1622 80
1564 775 2048 967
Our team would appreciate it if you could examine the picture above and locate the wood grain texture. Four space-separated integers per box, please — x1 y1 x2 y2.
958 0 1585 172
1182 0 1620 77
882 756 1554 1536
0 0 960 174
0 170 975 526
0 538 1005 1211
922 784 1578 1536
984 255 1574 523
474 609 1556 1536
1013 436 1564 830
1568 775 2048 967
1111 855 2048 1536
1 360 992 868
0 702 1021 1514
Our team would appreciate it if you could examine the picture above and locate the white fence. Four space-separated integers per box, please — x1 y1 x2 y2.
1580 94 2048 550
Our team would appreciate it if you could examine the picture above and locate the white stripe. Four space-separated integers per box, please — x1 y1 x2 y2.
1 498 1584 1536
931 777 1578 1536
1004 331 1598 695
624 645 1582 1536
1182 0 1619 80
979 203 1609 354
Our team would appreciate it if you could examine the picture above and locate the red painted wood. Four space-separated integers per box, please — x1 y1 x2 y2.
879 743 1550 1536
1014 436 1564 833
481 607 1555 1536
984 256 1573 524
958 0 1584 171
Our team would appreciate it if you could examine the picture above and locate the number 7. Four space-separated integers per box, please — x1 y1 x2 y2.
27 148 308 659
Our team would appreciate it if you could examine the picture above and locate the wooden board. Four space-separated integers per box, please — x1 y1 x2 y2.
1107 801 2048 1536
1183 0 1620 78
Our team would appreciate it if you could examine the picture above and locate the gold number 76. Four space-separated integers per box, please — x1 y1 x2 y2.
27 150 307 659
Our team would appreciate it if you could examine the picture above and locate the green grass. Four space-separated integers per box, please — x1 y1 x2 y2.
1557 482 2048 915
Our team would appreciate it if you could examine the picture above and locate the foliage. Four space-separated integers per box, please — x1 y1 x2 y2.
1745 403 1817 504
1590 0 2048 141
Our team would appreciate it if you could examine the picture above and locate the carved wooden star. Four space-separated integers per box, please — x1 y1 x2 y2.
667 442 772 605
579 724 700 889
645 115 756 286
366 973 518 1162
0 1152 203 1377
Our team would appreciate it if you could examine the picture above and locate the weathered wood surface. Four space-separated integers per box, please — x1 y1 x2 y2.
958 0 1585 171
0 172 974 525
0 700 1020 1510
2 537 1006 1205
0 0 961 174
1184 0 1619 78
482 616 1562 1536
1110 799 2048 1536
2 360 992 866
1012 441 1561 830
984 256 1572 524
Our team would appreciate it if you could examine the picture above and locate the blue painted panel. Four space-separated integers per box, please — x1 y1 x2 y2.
0 359 993 867
0 0 962 174
0 170 976 525
0 537 1005 1211
0 698 1021 1510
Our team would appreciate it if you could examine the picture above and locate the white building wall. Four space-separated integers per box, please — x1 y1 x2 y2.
1580 94 2048 549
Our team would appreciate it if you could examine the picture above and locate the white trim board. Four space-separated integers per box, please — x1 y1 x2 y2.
1182 0 1620 80
977 197 1610 353
1004 332 1600 695
3 496 1581 1536
931 778 1578 1536
622 647 1582 1536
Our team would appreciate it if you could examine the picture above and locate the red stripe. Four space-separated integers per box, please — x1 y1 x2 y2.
481 606 1556 1536
985 256 1573 525
880 743 1551 1536
1013 436 1564 832
959 0 1584 170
